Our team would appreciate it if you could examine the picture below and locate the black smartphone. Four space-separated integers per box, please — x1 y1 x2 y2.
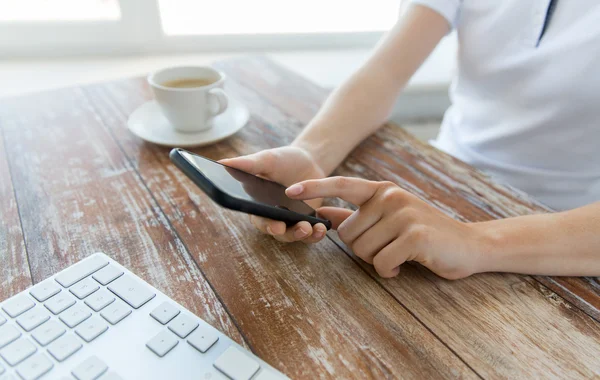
169 148 332 229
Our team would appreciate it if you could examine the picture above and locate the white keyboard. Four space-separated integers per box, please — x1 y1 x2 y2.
0 252 288 380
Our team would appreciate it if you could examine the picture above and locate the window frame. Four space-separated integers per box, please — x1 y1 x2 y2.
0 0 389 57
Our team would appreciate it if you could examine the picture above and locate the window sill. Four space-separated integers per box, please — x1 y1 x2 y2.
0 37 455 120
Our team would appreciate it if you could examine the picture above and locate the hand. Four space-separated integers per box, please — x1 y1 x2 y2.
285 177 486 279
220 146 329 243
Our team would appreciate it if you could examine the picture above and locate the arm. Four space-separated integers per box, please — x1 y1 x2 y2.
478 202 600 276
222 5 449 243
293 4 450 175
286 177 600 278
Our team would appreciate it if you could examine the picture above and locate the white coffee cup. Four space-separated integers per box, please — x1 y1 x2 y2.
148 66 229 133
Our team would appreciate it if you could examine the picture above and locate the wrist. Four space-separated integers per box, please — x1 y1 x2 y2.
467 221 507 275
292 118 355 176
469 218 542 275
468 213 593 276
290 140 328 178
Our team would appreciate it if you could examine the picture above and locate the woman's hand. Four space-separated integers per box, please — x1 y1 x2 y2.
220 146 329 243
286 177 487 279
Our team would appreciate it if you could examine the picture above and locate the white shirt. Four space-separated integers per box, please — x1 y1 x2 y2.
411 0 600 210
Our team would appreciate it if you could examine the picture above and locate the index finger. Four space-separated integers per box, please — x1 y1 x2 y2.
286 176 380 206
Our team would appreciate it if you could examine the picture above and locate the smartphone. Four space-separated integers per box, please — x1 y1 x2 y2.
169 148 332 229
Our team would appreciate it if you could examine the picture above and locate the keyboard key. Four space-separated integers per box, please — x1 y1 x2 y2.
72 356 108 380
0 338 37 366
31 320 66 346
146 331 178 357
187 327 219 353
84 289 115 312
47 334 82 362
69 278 99 300
0 313 6 326
2 296 35 318
150 302 180 325
99 372 123 380
16 307 50 332
16 353 53 380
55 255 109 288
100 300 131 325
93 265 123 286
0 324 21 348
214 346 260 380
107 275 155 309
44 292 76 315
59 304 91 328
75 316 108 343
167 314 198 339
29 281 61 302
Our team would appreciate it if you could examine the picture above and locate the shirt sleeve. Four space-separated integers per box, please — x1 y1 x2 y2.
407 0 462 29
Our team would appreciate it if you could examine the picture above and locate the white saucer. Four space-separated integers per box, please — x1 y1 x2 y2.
127 99 250 147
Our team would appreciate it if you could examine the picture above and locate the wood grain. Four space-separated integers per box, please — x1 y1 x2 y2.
3 55 600 379
0 87 246 347
0 123 31 300
532 275 600 323
212 56 600 314
81 77 477 378
209 56 600 377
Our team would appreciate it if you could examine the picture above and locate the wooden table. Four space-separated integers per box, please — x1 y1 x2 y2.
1 56 600 379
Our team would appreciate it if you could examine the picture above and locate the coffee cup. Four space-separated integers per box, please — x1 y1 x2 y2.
148 66 229 133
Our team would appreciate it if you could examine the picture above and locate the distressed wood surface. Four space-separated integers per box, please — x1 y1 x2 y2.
0 125 31 299
205 57 600 377
0 88 247 348
213 57 600 321
82 78 475 379
1 56 599 379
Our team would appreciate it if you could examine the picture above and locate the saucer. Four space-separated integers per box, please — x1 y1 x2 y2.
127 98 250 147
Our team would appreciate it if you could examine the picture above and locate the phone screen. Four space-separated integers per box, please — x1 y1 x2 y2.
180 151 317 216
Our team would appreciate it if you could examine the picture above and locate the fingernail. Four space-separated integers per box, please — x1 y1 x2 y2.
286 184 303 196
313 230 324 239
266 226 275 235
294 228 308 239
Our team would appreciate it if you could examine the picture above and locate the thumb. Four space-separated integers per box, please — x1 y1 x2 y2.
316 207 353 230
220 151 275 176
219 156 256 174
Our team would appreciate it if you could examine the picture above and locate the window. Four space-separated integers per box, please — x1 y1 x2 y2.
1 0 121 21
0 1 400 56
158 0 398 35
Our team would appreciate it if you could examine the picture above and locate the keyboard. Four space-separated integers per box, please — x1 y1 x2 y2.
0 252 288 380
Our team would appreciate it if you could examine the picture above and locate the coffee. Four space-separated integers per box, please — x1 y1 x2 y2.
161 78 215 88
149 66 228 132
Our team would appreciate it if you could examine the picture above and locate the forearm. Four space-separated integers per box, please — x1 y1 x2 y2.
292 67 397 176
476 202 600 276
293 5 449 175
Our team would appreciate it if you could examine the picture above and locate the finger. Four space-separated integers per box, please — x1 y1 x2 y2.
302 223 328 244
372 239 411 278
273 221 313 243
334 197 384 243
350 216 400 264
220 150 277 176
219 157 256 173
286 177 380 206
316 207 353 230
250 215 286 236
